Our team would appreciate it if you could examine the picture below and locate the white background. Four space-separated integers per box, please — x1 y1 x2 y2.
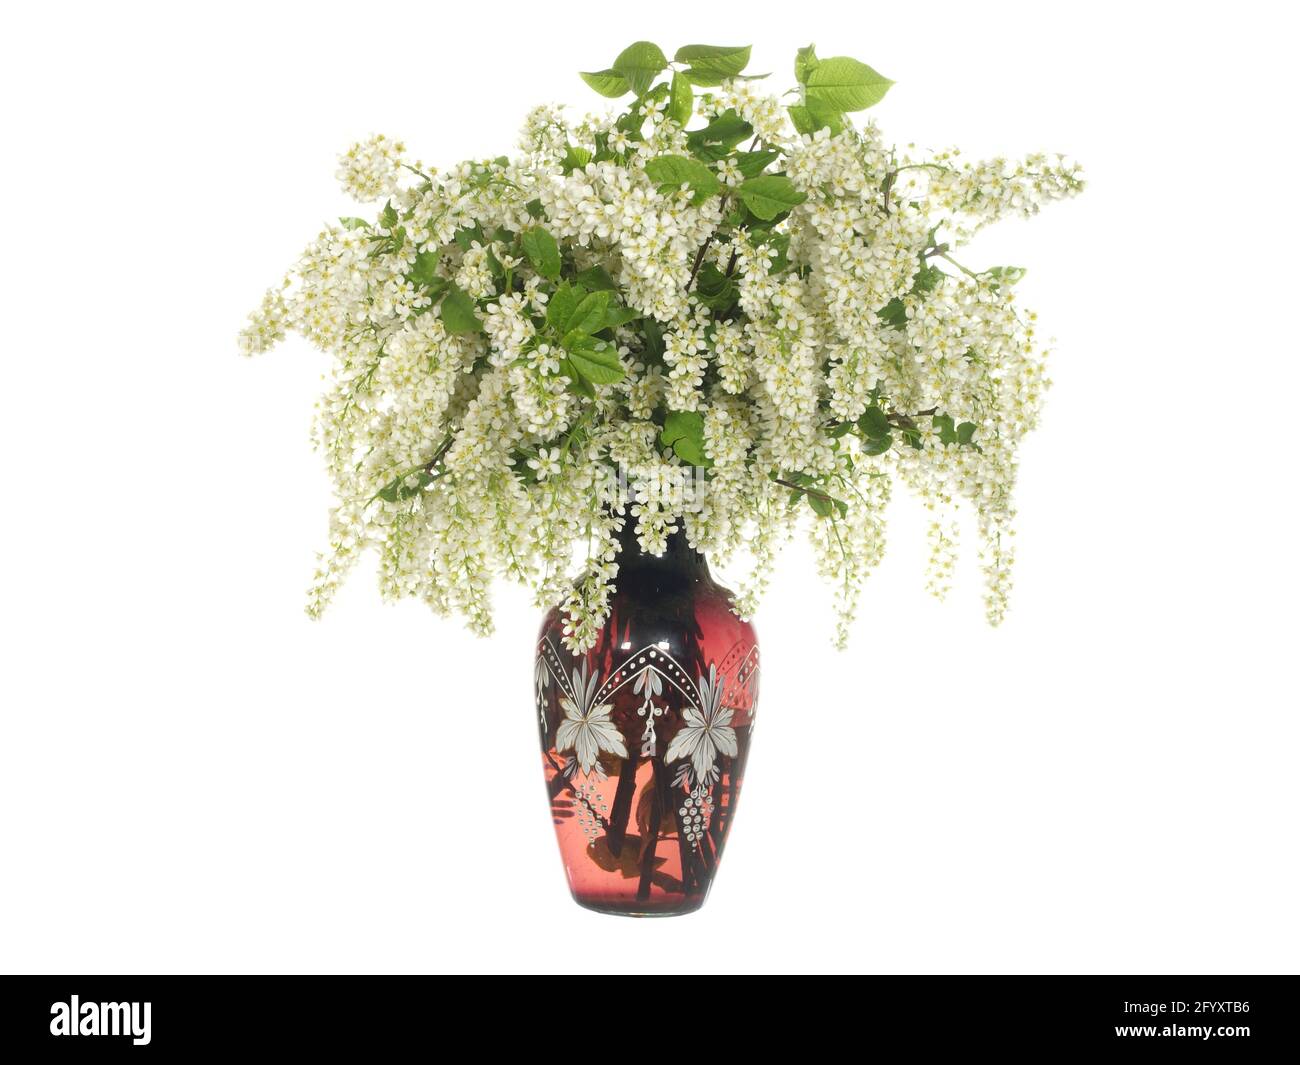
2 1 1296 975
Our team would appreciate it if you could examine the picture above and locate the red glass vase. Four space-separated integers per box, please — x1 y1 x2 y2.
535 525 759 916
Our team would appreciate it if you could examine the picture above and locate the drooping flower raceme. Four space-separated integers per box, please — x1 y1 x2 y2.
240 42 1082 650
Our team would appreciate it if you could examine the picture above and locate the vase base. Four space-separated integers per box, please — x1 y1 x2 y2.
573 896 705 918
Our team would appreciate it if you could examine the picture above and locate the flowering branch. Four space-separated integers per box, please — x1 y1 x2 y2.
241 38 1084 648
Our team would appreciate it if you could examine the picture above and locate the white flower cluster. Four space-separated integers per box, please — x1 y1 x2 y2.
242 45 1082 650
335 133 407 203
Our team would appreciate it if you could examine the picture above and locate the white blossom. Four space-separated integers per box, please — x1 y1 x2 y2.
243 46 1082 649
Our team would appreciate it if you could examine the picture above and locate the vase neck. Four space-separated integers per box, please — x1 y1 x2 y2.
615 520 710 577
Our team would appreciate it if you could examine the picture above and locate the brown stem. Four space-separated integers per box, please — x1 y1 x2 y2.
773 477 839 504
685 194 731 292
423 434 454 472
636 759 668 902
604 752 640 858
886 407 937 431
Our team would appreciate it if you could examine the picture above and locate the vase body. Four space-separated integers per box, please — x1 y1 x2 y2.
535 527 759 916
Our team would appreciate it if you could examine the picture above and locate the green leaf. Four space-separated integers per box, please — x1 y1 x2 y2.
566 340 625 385
787 104 846 137
565 291 612 336
957 421 977 446
794 44 819 84
378 469 433 503
520 226 561 280
525 198 545 219
686 109 753 161
453 223 484 250
733 150 779 178
694 264 737 312
439 283 483 335
912 263 945 294
808 494 833 518
339 216 371 230
858 406 891 439
761 231 791 273
735 175 806 221
644 154 721 203
805 56 893 112
612 41 667 96
861 433 893 456
547 283 581 330
675 44 751 85
562 144 593 174
667 71 693 125
877 298 908 330
580 69 630 98
558 357 597 397
660 410 712 467
410 249 441 289
380 201 399 230
984 266 1027 286
575 266 617 291
932 414 958 446
641 318 664 363
602 306 642 330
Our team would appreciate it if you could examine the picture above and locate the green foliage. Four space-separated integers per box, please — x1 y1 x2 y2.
668 72 693 124
439 283 482 335
644 154 721 203
794 44 819 84
547 280 636 392
983 266 1027 286
913 263 945 294
565 340 625 385
932 414 979 448
410 249 441 289
612 41 668 95
565 290 613 336
694 264 738 312
877 298 908 330
686 109 753 161
733 149 779 177
377 469 433 503
575 265 617 291
580 69 630 97
735 174 806 220
561 143 593 173
520 226 561 279
804 56 893 112
781 472 848 518
675 44 752 85
858 406 891 438
787 104 845 136
660 410 712 467
758 231 791 273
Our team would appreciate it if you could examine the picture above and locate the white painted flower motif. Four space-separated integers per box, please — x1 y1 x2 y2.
556 662 627 776
666 664 737 784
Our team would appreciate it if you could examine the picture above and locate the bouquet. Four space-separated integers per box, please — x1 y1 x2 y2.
240 41 1082 649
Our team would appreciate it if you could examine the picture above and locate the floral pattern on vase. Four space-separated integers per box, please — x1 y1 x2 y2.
536 528 758 916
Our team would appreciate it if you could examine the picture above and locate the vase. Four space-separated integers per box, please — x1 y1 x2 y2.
535 524 759 916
